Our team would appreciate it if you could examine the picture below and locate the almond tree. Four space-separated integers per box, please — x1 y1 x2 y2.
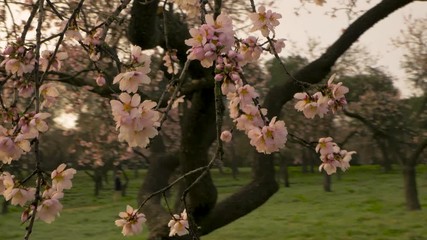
0 0 425 239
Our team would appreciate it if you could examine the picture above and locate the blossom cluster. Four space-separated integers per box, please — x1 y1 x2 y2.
316 137 356 175
1 42 35 77
185 13 235 68
110 45 160 148
1 39 64 104
293 74 349 119
0 110 55 165
115 206 189 237
0 35 70 227
1 163 76 223
185 11 288 154
217 50 287 153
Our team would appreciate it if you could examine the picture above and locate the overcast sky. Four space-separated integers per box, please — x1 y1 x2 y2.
274 1 426 97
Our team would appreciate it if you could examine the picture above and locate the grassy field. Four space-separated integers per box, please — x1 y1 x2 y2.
0 165 426 240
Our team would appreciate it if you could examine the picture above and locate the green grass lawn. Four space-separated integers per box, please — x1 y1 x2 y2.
1 165 426 240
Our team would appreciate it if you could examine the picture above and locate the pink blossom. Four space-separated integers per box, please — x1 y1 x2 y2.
293 75 350 118
185 13 235 68
21 207 32 223
14 135 31 153
17 82 34 98
294 92 311 111
163 50 179 74
40 50 68 72
83 28 103 46
51 163 77 191
325 74 349 113
0 172 14 195
237 84 258 107
110 93 141 127
227 93 240 119
249 6 282 37
118 126 158 148
316 137 356 175
169 95 185 109
168 209 189 237
313 92 329 118
61 20 83 41
268 38 286 54
0 136 22 164
220 130 232 143
238 36 262 64
134 100 160 131
248 117 287 154
319 154 341 175
315 137 335 155
221 78 236 95
1 58 34 76
40 83 60 109
112 97 160 148
30 112 51 135
115 205 146 236
4 187 35 207
37 188 64 223
340 150 357 171
95 74 106 86
113 71 150 93
235 105 264 132
215 51 244 95
2 45 14 55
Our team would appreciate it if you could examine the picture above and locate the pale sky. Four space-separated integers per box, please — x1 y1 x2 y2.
274 1 427 97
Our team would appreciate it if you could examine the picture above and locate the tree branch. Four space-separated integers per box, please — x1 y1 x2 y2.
196 0 415 234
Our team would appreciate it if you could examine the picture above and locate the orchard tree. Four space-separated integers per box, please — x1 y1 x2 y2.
0 0 425 240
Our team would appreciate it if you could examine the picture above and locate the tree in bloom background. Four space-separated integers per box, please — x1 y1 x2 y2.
0 0 426 239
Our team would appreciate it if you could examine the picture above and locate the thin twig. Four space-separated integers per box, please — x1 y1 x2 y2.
156 59 191 128
20 0 40 42
24 0 45 238
136 166 207 212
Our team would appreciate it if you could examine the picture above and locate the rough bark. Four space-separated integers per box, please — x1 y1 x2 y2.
199 152 278 235
180 88 218 222
402 139 427 210
138 153 180 238
402 165 420 210
128 0 161 49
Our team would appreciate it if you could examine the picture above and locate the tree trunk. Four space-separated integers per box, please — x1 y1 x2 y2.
301 149 308 173
323 172 332 192
402 165 421 210
180 88 218 222
94 170 103 197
